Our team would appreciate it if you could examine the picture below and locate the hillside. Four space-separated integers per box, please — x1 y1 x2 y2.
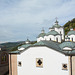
64 18 75 35
0 41 25 51
0 18 75 51
0 41 37 51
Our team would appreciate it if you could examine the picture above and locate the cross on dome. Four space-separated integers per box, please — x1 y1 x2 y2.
55 17 59 25
41 27 45 33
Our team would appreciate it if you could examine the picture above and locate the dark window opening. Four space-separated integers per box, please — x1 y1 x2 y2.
56 38 58 42
18 62 21 66
62 64 67 70
72 38 73 41
63 64 67 68
2 54 7 61
37 59 42 65
50 38 51 41
60 31 61 34
1 53 8 64
36 58 43 67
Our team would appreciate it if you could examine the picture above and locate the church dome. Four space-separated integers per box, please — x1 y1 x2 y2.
25 38 30 44
37 33 46 38
37 29 46 38
59 41 75 50
46 30 59 36
52 24 61 28
52 19 61 28
67 30 75 35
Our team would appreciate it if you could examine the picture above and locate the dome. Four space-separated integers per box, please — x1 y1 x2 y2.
52 24 61 28
52 19 61 28
59 41 75 50
67 30 75 35
25 38 30 44
25 39 30 42
37 33 46 38
18 44 31 50
46 30 59 36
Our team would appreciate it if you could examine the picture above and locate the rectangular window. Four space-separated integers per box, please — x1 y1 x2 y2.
36 58 43 68
62 64 68 70
18 61 22 66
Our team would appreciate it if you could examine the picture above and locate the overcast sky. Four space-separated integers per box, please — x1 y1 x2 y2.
0 0 75 43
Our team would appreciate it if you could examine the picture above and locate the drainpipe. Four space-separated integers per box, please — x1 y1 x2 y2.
70 56 72 75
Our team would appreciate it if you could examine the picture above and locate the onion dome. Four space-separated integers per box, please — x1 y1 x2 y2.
52 19 61 28
46 30 59 36
25 38 30 44
59 41 75 50
18 44 31 50
37 29 46 38
67 30 75 35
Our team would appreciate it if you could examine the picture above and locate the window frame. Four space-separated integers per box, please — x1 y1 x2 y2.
1 52 8 64
36 58 43 68
62 63 68 70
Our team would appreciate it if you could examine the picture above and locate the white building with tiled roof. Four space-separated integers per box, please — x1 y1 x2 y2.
37 20 64 43
9 19 75 75
65 28 75 42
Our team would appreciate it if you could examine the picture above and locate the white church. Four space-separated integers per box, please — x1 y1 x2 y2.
9 19 75 75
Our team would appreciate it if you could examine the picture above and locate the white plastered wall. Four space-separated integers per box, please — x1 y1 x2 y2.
17 46 69 75
68 35 75 42
44 35 55 41
55 35 62 43
37 37 44 42
54 27 64 40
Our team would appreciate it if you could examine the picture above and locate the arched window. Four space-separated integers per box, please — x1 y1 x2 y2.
50 38 51 41
1 52 8 64
72 38 73 42
60 31 61 34
56 38 58 42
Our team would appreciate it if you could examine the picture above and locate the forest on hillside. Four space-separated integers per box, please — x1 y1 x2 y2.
64 18 75 35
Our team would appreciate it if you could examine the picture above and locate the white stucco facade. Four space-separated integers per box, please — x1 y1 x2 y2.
54 27 64 40
44 35 55 41
68 35 75 42
37 20 64 43
17 46 69 75
55 35 62 42
37 35 61 43
37 37 44 42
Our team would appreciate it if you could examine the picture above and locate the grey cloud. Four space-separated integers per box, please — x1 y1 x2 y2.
0 0 75 42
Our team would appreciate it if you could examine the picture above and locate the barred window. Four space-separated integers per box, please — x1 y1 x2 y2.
36 58 43 67
62 64 68 70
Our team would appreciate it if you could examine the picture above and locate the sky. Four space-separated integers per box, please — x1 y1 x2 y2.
0 0 75 43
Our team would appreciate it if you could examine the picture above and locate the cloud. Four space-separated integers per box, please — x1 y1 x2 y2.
0 0 75 42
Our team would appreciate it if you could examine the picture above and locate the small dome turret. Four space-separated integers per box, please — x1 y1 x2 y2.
67 29 75 35
37 29 46 38
59 41 75 50
25 38 30 44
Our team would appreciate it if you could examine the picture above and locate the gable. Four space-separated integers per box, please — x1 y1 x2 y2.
20 46 64 56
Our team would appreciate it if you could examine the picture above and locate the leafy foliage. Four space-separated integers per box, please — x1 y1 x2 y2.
0 41 25 51
64 18 75 35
